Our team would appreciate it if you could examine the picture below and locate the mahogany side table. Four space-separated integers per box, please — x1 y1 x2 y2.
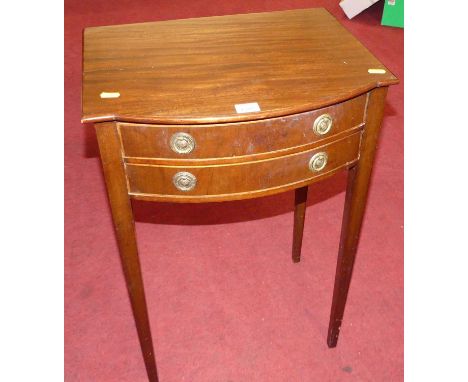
82 8 398 381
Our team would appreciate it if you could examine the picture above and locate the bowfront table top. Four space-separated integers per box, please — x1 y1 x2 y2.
82 8 398 382
82 8 397 124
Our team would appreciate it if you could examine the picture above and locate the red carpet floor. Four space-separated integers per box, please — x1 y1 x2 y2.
65 1 403 381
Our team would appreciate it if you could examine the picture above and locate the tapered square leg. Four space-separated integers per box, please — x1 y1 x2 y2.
96 123 159 382
292 186 308 263
327 87 389 348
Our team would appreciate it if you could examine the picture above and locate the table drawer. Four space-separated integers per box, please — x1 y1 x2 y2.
119 95 366 160
126 132 361 201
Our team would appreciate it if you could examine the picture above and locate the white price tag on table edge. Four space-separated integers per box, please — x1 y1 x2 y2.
235 102 261 113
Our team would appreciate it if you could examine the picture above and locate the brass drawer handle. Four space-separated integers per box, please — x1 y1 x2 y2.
313 114 333 136
309 152 328 172
170 132 196 154
173 171 197 191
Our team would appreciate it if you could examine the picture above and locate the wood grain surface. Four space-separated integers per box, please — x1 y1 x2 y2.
118 94 366 161
292 186 309 263
126 132 361 202
327 87 389 348
82 8 397 124
94 123 159 381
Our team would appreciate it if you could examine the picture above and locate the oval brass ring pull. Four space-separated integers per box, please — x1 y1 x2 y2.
309 152 328 172
313 114 333 136
170 132 196 154
173 171 197 191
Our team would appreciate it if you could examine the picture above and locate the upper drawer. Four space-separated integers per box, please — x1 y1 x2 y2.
118 94 366 160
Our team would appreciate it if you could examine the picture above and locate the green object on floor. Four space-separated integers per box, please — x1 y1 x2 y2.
381 0 404 28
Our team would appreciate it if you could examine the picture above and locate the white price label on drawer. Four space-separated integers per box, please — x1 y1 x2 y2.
235 102 261 113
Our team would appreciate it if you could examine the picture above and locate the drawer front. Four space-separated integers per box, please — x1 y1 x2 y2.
119 94 366 160
126 132 361 201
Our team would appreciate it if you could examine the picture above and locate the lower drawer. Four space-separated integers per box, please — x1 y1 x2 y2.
126 132 361 202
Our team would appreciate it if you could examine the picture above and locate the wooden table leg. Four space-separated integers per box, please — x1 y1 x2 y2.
292 186 308 263
96 123 159 382
327 87 388 348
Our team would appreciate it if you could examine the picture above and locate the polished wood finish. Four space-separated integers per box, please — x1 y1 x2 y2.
82 8 397 125
126 132 361 202
95 123 159 382
123 126 362 167
292 186 308 263
327 87 388 348
118 94 366 160
83 8 398 380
